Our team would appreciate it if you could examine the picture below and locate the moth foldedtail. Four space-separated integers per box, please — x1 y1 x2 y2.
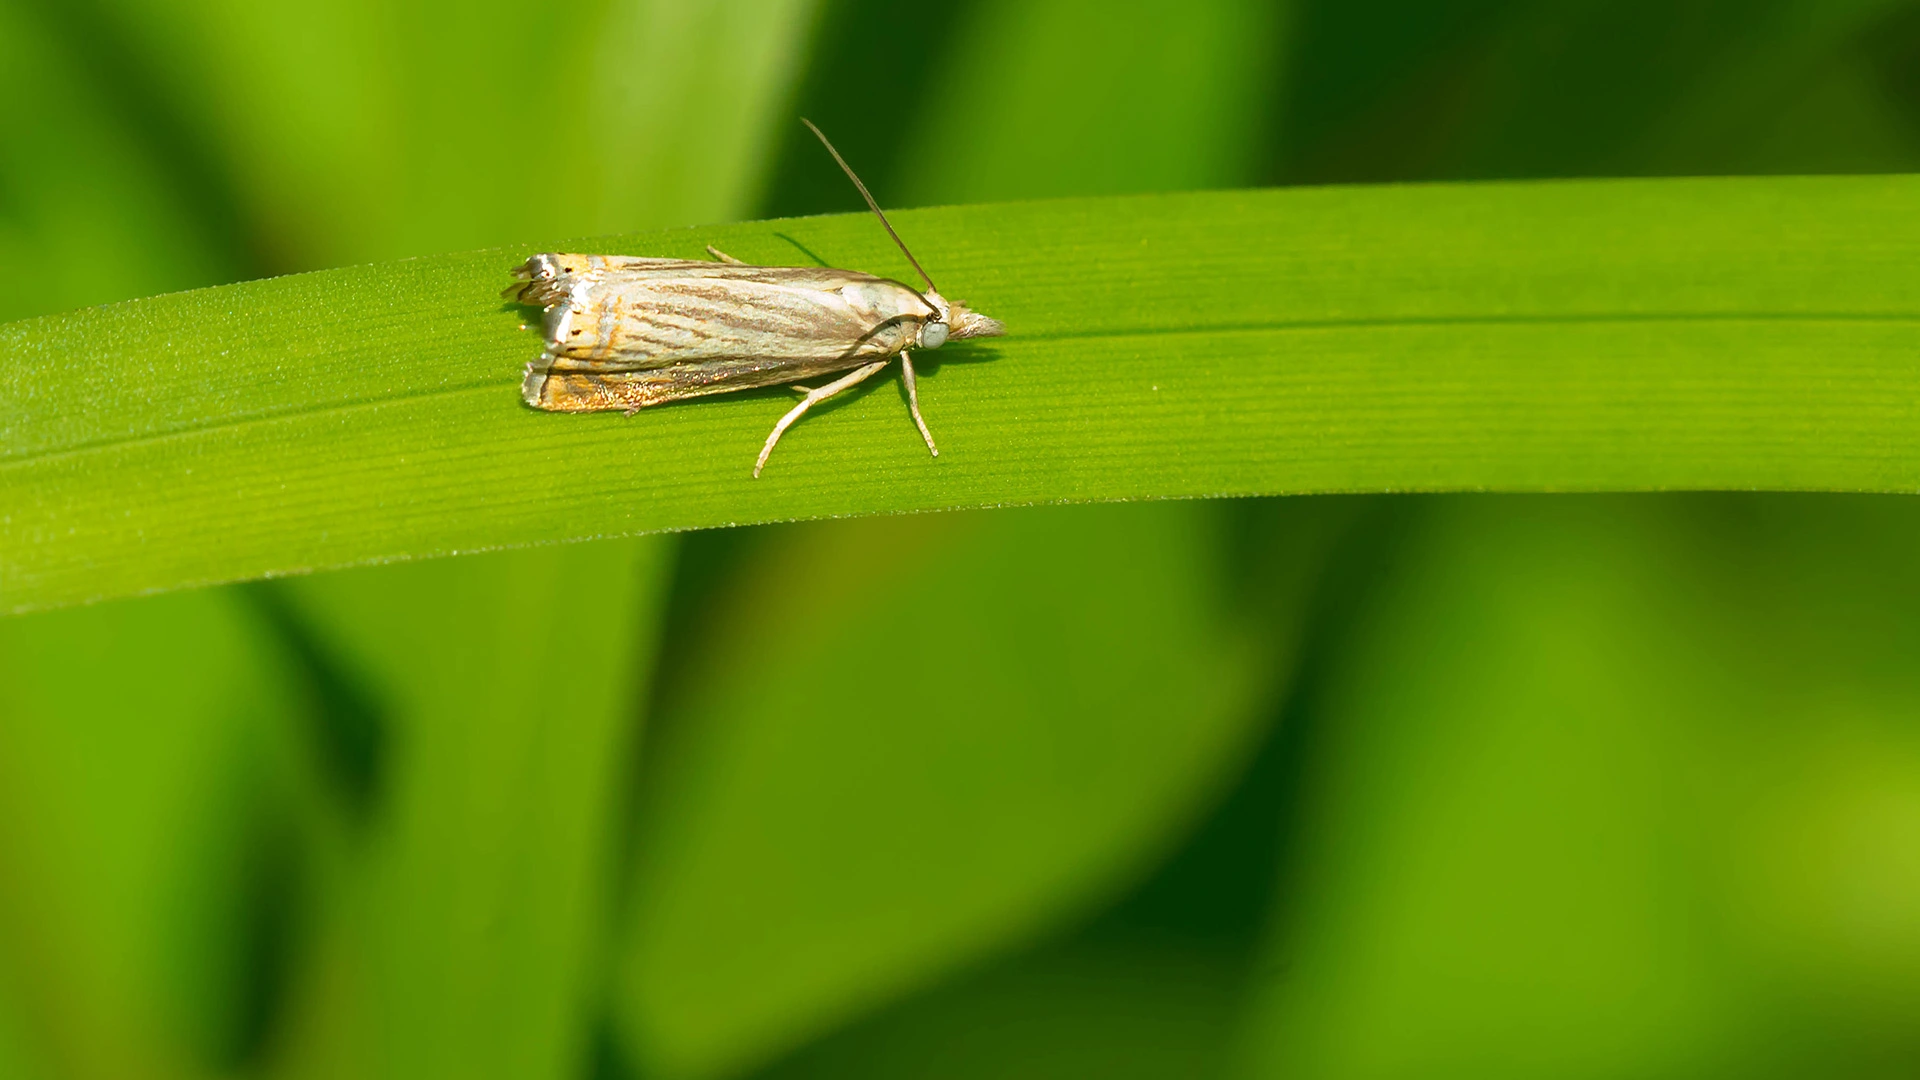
504 119 1005 477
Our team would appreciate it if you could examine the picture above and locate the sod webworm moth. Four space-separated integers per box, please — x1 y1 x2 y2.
505 120 1005 477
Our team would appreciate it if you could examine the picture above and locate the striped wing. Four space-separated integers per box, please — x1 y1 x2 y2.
508 255 930 412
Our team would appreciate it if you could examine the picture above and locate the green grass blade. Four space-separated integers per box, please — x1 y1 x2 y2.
7 174 1920 614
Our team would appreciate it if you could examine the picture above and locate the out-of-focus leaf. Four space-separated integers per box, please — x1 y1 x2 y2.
1628 0 1920 173
613 503 1291 1079
56 0 819 270
0 959 48 1080
257 539 671 1080
11 176 1920 614
1231 495 1920 1078
0 2 238 318
735 494 1361 1080
894 0 1286 202
1277 0 1920 183
0 589 310 1079
757 0 976 220
1483 0 1920 176
755 936 1244 1080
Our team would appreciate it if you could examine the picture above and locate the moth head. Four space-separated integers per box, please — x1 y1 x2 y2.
944 298 1005 342
917 291 1004 349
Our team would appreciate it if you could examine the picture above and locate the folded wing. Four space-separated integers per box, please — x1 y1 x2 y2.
508 254 933 411
516 255 927 367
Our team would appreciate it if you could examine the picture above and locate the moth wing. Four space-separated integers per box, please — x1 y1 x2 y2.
523 354 850 412
545 268 926 370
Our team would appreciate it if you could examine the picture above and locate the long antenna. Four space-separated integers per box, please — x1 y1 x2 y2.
802 118 940 304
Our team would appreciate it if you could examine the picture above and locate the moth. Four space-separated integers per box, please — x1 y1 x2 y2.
504 119 1005 477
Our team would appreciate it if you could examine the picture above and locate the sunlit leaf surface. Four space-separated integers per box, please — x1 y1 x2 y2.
9 176 1920 614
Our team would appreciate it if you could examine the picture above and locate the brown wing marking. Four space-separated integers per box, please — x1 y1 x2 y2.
522 353 877 412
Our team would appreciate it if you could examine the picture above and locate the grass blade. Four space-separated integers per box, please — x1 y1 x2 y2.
6 175 1920 614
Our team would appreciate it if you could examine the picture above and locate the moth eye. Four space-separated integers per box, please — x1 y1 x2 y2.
921 321 950 349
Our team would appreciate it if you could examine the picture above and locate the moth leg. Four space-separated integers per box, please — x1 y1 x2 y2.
755 361 889 478
705 244 747 265
788 384 814 395
898 350 939 458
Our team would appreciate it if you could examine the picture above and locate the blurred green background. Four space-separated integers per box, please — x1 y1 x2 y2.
4 1 1920 1078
